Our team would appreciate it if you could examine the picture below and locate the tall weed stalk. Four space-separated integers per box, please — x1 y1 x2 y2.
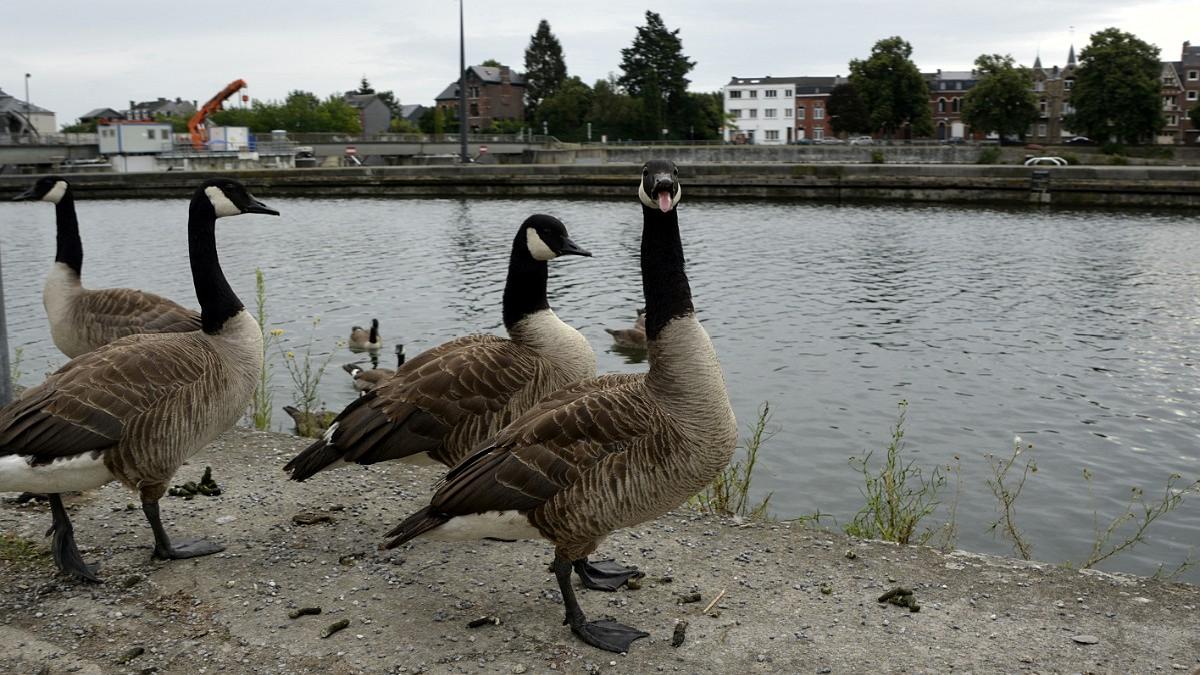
691 401 774 520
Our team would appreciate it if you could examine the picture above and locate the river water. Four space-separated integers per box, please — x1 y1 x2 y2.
2 196 1198 581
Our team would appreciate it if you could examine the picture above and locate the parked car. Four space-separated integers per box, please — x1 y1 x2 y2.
848 136 874 145
817 138 845 144
1064 136 1094 145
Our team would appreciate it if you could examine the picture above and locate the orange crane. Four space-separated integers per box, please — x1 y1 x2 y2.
188 79 248 149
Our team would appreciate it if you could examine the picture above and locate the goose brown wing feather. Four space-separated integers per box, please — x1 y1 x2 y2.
431 373 655 516
82 288 202 335
0 333 215 462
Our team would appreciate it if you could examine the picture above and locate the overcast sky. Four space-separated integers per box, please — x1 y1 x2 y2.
4 0 1197 126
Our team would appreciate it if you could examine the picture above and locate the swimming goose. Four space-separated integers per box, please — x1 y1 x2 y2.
283 214 595 479
604 307 647 349
14 176 202 358
0 178 277 582
348 318 382 352
384 160 737 653
283 405 339 438
342 343 406 394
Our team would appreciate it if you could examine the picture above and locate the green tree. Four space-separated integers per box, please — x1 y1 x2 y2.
1190 105 1200 135
209 90 361 133
61 120 98 133
523 19 568 122
1066 28 1162 144
827 83 871 136
683 91 725 140
849 36 933 138
618 11 695 138
481 58 503 68
354 76 402 118
536 76 592 140
961 54 1038 140
588 77 644 140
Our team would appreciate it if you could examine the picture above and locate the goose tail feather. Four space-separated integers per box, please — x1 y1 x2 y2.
383 506 449 549
283 433 342 482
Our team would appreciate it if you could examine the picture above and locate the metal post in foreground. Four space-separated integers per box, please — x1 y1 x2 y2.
458 0 469 163
0 242 12 407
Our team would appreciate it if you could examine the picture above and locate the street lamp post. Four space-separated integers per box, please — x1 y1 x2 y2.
458 0 469 163
0 241 11 406
24 73 31 137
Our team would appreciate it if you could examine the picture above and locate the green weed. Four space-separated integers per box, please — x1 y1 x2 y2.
691 401 774 520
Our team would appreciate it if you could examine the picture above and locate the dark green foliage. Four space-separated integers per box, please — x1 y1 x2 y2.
1189 102 1200 133
536 76 593 140
976 146 1003 164
962 54 1038 139
209 90 361 134
618 11 695 139
1067 28 1162 144
355 77 403 117
523 19 568 122
588 77 646 140
828 83 871 136
849 36 933 138
480 58 503 68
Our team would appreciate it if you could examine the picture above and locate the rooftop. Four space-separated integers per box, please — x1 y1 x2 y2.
0 88 53 114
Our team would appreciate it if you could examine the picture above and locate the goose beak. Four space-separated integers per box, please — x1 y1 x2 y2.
12 187 38 201
243 198 279 216
652 176 675 213
557 236 592 257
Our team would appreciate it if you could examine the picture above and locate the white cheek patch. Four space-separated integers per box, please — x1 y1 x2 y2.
43 181 68 204
526 228 557 261
204 185 241 218
637 180 682 211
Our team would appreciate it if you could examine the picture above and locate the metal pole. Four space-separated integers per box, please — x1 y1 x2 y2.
0 240 12 407
458 0 469 163
24 73 31 137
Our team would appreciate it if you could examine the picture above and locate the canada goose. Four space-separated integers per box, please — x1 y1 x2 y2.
284 214 595 479
348 318 382 352
383 160 737 653
604 307 647 349
283 405 339 438
0 178 278 582
13 176 203 358
342 343 406 394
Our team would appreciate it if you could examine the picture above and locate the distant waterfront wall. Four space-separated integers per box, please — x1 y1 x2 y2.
1 164 1198 208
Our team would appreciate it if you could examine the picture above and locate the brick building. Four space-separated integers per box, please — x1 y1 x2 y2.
793 77 842 142
1163 41 1200 144
926 70 978 140
435 65 525 132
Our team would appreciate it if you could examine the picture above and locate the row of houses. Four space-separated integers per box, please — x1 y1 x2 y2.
724 41 1200 145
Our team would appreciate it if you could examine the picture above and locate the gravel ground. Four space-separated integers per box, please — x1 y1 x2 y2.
2 427 1198 674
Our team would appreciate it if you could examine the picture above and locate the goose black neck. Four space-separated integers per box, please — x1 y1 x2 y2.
54 191 83 276
188 199 243 334
369 321 379 343
641 205 694 340
502 232 550 330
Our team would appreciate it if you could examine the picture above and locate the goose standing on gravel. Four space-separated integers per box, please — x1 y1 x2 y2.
348 318 382 352
343 343 406 394
284 214 595 479
13 176 202 358
0 178 278 582
384 160 737 653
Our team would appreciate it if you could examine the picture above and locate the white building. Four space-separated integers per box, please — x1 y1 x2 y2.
722 77 801 145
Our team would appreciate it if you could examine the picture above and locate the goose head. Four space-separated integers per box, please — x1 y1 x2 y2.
520 214 592 261
14 175 69 204
197 178 279 218
638 159 681 213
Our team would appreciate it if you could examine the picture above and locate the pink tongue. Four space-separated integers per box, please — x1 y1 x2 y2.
657 192 672 213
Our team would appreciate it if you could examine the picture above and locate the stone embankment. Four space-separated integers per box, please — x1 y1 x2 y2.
2 163 1199 207
1 427 1198 673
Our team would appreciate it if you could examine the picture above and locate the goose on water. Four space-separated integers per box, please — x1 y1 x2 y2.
0 178 278 582
342 343 406 394
13 176 202 358
384 160 737 653
604 307 647 349
348 318 382 352
283 214 595 479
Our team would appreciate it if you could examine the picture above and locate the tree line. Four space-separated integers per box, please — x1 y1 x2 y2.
829 28 1186 144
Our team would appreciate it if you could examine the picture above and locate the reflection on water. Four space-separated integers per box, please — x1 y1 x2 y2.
3 196 1199 581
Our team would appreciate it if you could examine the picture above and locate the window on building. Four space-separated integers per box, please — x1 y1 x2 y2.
1038 123 1047 137
1167 115 1178 126
784 108 792 118
951 98 961 113
1189 90 1199 101
1189 70 1199 80
813 127 824 140
814 107 824 120
1062 103 1074 115
469 86 480 98
796 106 805 120
730 108 740 118
1065 79 1074 89
937 98 946 113
748 109 757 118
147 129 155 139
765 130 779 140
765 89 777 98
729 90 742 98
954 82 962 90
1034 80 1044 92
1163 95 1175 108
765 108 777 118
1039 98 1047 115
784 89 792 97
748 90 757 98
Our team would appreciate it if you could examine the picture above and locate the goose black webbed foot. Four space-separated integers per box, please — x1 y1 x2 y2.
553 554 648 652
143 501 225 560
574 558 643 591
47 494 101 583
